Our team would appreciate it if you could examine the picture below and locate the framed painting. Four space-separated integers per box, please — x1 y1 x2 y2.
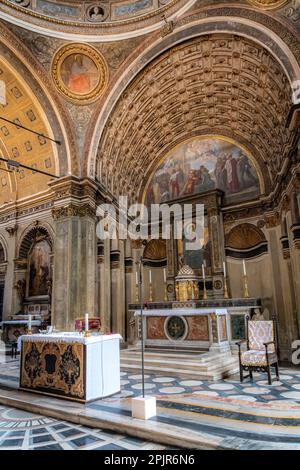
52 43 108 104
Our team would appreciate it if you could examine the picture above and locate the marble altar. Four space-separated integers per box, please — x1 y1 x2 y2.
19 333 122 402
128 298 261 351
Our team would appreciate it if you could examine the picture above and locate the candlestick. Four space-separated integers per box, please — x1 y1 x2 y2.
149 283 153 302
27 315 32 335
223 261 227 278
203 279 208 300
243 274 250 298
163 268 166 283
243 259 246 276
136 271 138 286
149 270 152 284
84 313 90 337
164 282 168 302
224 276 229 299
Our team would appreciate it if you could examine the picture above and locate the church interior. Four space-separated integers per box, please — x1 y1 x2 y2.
0 0 300 452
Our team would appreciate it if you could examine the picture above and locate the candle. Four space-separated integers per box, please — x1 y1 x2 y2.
223 261 227 278
85 313 89 332
28 315 32 331
136 271 138 286
243 259 247 276
149 270 152 284
202 263 206 279
163 268 166 283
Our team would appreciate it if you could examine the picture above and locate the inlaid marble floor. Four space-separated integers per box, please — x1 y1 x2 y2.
1 357 300 405
0 405 169 450
1 356 300 449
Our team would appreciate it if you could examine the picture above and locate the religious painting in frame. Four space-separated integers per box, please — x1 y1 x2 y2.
28 239 51 297
144 137 261 206
52 43 109 104
177 218 211 273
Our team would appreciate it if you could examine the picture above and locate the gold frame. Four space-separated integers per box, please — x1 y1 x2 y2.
247 0 288 10
52 43 109 105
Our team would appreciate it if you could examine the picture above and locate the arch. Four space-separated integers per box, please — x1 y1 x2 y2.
90 31 295 204
0 240 6 264
0 21 78 181
18 224 54 260
225 222 268 258
86 8 300 178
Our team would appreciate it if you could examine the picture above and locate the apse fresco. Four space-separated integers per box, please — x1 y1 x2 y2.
145 138 260 205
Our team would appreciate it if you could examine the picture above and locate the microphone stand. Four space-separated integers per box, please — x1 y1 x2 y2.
138 256 145 399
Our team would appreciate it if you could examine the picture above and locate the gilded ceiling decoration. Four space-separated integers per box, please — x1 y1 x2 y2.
95 34 293 204
52 43 109 104
0 60 58 206
247 0 289 9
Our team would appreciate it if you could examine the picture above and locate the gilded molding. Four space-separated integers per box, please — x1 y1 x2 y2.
52 43 109 105
52 204 96 220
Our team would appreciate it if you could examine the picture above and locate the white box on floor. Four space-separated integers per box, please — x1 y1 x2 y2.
132 396 156 420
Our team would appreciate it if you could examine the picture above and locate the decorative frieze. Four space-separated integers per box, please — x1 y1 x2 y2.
52 204 96 220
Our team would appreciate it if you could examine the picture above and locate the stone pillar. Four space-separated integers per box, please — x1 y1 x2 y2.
289 190 300 338
50 177 98 331
2 225 17 318
110 239 126 338
207 203 225 299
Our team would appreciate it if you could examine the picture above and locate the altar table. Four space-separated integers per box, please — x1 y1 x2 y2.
19 333 122 402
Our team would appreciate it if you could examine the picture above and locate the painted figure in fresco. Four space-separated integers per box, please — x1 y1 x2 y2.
67 55 91 94
169 168 180 199
145 138 260 205
225 154 239 193
237 153 257 188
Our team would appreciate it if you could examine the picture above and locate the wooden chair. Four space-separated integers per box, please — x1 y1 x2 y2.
237 318 279 385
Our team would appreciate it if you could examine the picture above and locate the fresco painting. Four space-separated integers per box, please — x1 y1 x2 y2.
145 138 260 205
60 53 99 95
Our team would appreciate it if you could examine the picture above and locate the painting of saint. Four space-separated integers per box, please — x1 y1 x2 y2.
28 240 51 297
145 138 260 205
177 221 210 271
60 53 99 95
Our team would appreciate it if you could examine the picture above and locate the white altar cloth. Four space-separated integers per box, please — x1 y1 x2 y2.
20 333 122 401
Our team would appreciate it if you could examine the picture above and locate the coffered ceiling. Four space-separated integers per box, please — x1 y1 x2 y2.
0 60 58 206
95 33 294 203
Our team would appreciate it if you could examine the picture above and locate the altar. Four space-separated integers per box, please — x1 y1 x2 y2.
19 333 121 402
128 298 261 352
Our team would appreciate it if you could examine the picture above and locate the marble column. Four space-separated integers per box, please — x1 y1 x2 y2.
50 177 98 331
3 225 18 318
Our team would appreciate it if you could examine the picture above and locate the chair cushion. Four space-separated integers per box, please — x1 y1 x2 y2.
248 321 275 352
241 349 277 366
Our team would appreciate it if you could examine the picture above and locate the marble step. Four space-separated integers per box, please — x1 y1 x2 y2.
121 356 237 373
124 349 233 364
121 350 239 380
121 363 239 380
121 352 236 370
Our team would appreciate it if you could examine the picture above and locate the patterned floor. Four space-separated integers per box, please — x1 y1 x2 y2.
1 357 300 405
0 405 169 450
1 356 300 449
115 369 300 403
